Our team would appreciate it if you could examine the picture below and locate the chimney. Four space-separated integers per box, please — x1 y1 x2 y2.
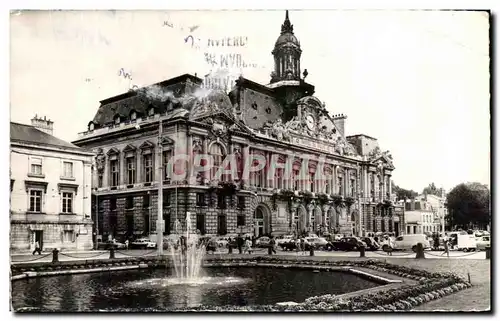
31 114 54 136
332 114 347 138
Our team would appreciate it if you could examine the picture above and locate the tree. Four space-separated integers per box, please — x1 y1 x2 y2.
392 181 418 201
422 182 445 197
446 182 490 230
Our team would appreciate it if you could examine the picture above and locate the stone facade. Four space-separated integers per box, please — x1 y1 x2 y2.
10 121 94 253
73 11 400 240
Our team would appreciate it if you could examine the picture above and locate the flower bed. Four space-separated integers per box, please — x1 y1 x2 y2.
181 257 472 312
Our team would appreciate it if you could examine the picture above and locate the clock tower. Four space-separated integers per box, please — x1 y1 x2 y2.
267 10 315 122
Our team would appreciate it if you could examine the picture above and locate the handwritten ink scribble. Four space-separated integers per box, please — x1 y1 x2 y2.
188 25 199 32
204 53 258 69
85 78 93 83
118 68 132 80
163 21 173 28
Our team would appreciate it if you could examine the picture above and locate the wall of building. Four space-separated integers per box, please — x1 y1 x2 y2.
10 145 93 252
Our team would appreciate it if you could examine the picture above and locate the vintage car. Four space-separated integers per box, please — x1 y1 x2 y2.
130 238 157 249
361 237 380 251
331 237 367 251
255 236 272 248
476 235 490 251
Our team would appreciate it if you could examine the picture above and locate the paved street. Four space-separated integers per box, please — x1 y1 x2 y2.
10 248 486 264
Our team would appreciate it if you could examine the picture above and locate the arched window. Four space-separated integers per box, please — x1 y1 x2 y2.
88 122 95 131
130 111 137 121
148 107 155 116
210 143 224 181
114 116 120 125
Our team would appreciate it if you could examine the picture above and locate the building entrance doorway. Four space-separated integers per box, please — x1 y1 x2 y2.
253 205 269 237
33 230 43 250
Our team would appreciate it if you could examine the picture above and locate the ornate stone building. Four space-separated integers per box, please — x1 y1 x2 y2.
73 11 400 240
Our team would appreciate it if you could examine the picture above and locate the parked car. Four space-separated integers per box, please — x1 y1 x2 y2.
256 236 271 248
276 235 294 246
130 238 157 249
280 239 299 251
391 234 431 252
215 237 229 248
332 237 367 251
304 237 334 251
99 240 127 250
362 237 380 251
476 235 490 251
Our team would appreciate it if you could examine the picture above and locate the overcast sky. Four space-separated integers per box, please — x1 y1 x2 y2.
10 10 490 193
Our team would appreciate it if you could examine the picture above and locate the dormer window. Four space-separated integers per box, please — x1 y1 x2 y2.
131 111 137 120
114 116 120 125
88 122 95 131
148 107 155 116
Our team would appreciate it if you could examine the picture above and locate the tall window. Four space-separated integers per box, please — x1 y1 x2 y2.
63 162 73 178
126 157 136 184
325 182 330 194
217 194 226 209
237 213 246 226
338 177 343 195
29 190 42 212
98 174 103 188
196 193 206 206
310 172 315 192
30 157 42 175
381 219 386 232
256 169 264 187
61 192 73 213
293 169 300 190
217 215 227 235
143 154 153 183
275 168 283 189
196 214 206 235
163 150 172 180
210 144 224 180
143 195 150 208
126 196 134 209
373 219 377 232
350 178 356 197
110 160 119 187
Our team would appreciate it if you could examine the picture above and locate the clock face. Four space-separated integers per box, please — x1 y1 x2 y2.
305 114 316 130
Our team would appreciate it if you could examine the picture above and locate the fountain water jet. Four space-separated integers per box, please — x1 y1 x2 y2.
168 216 207 281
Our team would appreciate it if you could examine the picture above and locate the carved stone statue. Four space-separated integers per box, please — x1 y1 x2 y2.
95 153 106 173
192 137 203 153
334 137 345 155
284 116 303 133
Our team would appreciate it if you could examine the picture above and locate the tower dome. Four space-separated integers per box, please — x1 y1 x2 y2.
271 10 302 83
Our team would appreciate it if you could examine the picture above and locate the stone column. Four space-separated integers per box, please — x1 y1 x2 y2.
387 175 392 197
242 145 250 186
266 152 271 189
187 135 193 184
119 151 125 186
203 137 209 182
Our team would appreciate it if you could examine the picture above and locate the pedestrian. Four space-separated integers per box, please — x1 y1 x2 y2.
32 241 42 255
295 238 301 256
251 235 256 248
300 238 306 255
245 237 252 254
441 239 450 257
270 237 277 254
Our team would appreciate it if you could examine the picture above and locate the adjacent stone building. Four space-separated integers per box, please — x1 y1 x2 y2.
10 117 94 253
73 11 400 241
